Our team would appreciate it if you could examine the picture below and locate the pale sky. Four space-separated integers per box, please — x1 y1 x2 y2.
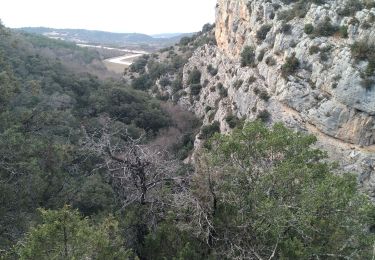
0 0 217 35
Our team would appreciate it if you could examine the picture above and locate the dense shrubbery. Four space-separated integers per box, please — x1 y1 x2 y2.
241 46 256 67
187 68 202 85
188 121 375 259
0 26 173 254
256 24 272 41
1 21 374 260
351 41 375 89
281 53 300 78
199 121 220 140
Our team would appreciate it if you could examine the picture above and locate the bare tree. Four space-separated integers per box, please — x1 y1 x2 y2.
81 117 183 221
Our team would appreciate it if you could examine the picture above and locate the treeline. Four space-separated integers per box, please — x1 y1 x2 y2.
0 21 374 260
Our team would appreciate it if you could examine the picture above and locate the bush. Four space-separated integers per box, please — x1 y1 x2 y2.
309 45 320 55
190 84 202 96
196 121 375 259
313 18 338 37
179 36 193 46
259 90 270 101
207 64 218 76
187 68 201 85
225 115 242 129
278 1 311 21
129 55 149 73
351 41 375 61
280 23 292 34
256 24 272 41
257 109 271 122
265 56 276 66
248 76 257 84
132 74 152 90
200 121 220 139
281 54 300 78
217 83 228 97
339 26 348 38
241 46 256 67
304 24 314 34
159 77 171 87
337 0 364 16
351 41 375 78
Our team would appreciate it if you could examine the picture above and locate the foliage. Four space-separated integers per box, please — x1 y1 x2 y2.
241 46 256 67
200 121 220 140
187 68 202 85
225 115 243 129
257 109 271 122
281 53 300 78
351 41 375 80
337 0 365 16
190 84 202 96
185 121 375 259
313 18 339 37
304 24 314 34
207 64 218 76
217 83 228 97
0 25 173 254
14 206 132 259
129 55 149 73
256 24 272 41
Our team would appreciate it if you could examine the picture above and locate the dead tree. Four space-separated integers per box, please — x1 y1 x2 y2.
81 118 183 220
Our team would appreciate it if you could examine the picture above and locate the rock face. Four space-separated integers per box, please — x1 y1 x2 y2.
172 0 375 196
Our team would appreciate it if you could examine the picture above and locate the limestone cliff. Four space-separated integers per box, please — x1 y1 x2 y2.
173 0 375 195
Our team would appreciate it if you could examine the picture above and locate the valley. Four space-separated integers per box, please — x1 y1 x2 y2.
76 43 149 73
1 0 375 259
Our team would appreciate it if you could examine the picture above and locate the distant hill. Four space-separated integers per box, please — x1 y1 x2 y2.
17 27 194 49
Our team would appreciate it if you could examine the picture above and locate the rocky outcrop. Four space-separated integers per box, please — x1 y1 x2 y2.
172 0 375 196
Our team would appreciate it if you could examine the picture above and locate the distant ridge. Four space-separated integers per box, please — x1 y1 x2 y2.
16 27 194 48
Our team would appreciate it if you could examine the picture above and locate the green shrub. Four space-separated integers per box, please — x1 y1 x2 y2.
129 55 149 73
241 46 256 67
339 26 348 38
351 41 375 61
257 109 271 122
205 106 212 113
337 0 364 16
256 24 272 41
207 64 218 76
225 115 242 129
179 36 193 46
172 76 183 93
159 77 171 87
314 18 338 37
190 84 202 96
132 74 152 90
278 1 311 21
217 83 228 97
259 90 270 101
265 56 276 66
200 121 220 139
248 76 257 84
187 68 201 85
281 54 300 78
280 23 292 34
309 45 320 55
304 24 314 34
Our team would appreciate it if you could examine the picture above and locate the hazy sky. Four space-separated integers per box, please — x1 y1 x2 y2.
0 0 217 35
